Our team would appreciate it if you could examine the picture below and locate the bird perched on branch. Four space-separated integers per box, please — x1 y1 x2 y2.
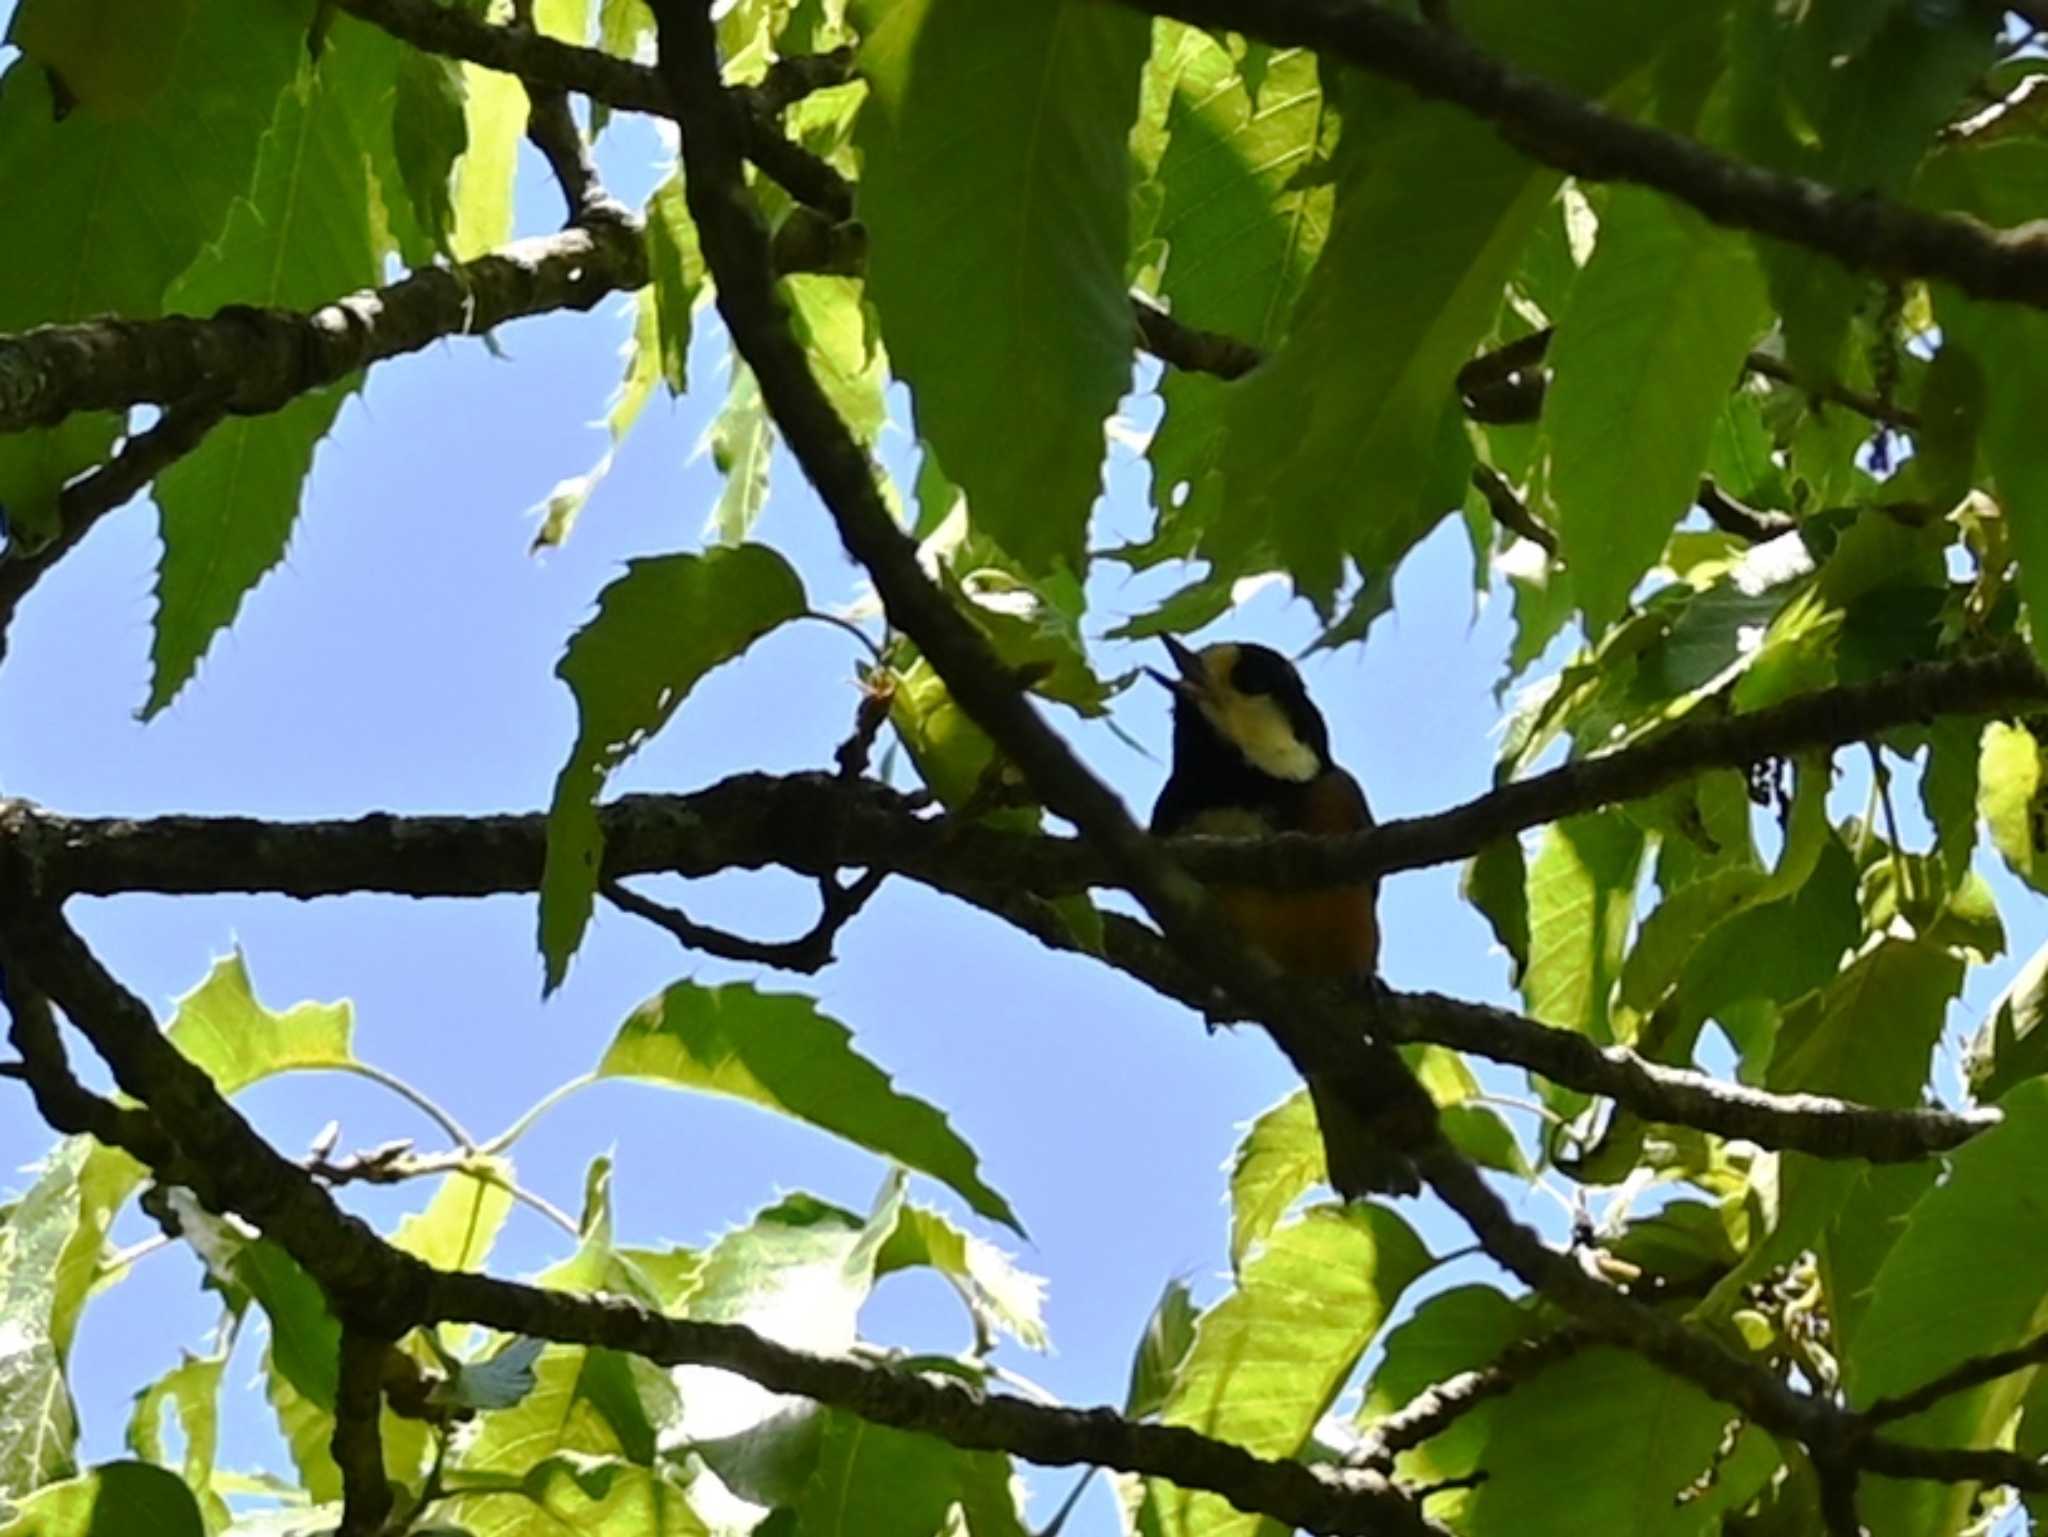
1149 637 1417 1198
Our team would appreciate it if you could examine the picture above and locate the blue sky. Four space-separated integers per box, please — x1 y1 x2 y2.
4 22 2044 1532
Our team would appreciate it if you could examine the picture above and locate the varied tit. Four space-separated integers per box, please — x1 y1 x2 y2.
1149 636 1416 1199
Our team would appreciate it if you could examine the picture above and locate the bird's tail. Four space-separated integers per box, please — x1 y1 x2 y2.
1307 1069 1421 1199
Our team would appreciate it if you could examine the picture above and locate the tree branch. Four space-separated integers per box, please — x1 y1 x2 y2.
0 889 1444 1537
1117 0 2048 312
0 400 226 662
1864 1330 2048 1428
0 779 2002 1165
335 1329 397 1537
1353 1326 1590 1471
601 866 885 973
0 223 647 436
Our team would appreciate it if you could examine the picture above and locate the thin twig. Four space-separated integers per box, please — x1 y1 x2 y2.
1470 463 1557 556
601 866 887 974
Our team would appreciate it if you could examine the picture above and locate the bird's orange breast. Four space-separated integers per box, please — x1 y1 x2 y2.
1212 883 1380 978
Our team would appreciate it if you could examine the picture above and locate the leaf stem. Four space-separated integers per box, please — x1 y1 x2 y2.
477 1071 597 1156
328 1061 479 1150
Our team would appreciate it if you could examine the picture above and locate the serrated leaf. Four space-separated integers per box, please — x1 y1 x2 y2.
1209 2 1671 607
1226 1090 1323 1273
596 981 1021 1233
451 61 525 260
1521 810 1644 1044
1981 719 2048 893
646 171 704 395
783 274 885 446
391 1163 514 1275
0 1142 91 1498
1537 189 1770 630
0 1460 203 1537
1143 36 1334 551
163 951 354 1097
1152 1204 1429 1537
0 0 303 541
539 546 805 988
875 1206 1047 1351
149 50 384 714
788 1411 956 1537
701 360 774 543
391 51 466 259
126 1350 229 1532
1125 1279 1199 1422
852 0 1145 575
1697 938 1963 1320
1966 936 2048 1104
1460 1350 1776 1536
1733 1 1991 379
1849 1079 2048 1537
1463 836 1530 982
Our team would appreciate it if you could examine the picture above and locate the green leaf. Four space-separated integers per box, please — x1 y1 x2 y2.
1153 1204 1429 1537
126 1351 229 1532
1921 715 1982 886
1732 1 1991 379
1967 937 2048 1102
1143 36 1335 549
163 951 354 1096
646 171 704 395
852 0 1146 574
1463 837 1531 983
701 359 775 543
1208 2 1670 606
1817 1160 1939 1364
1226 1090 1323 1273
1698 938 1964 1320
1460 1350 1776 1537
1125 1279 1199 1421
1360 1284 1530 1453
0 1461 202 1537
1849 1079 2048 1537
0 1143 90 1498
0 0 305 541
538 545 805 988
596 981 1021 1232
149 46 385 714
787 1412 957 1537
391 50 466 259
1521 810 1644 1044
1981 719 2048 893
783 274 886 447
451 63 525 259
391 1163 514 1275
874 1207 1047 1351
448 1457 704 1537
1537 190 1769 629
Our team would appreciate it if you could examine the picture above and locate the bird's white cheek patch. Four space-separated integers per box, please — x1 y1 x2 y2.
1203 695 1319 782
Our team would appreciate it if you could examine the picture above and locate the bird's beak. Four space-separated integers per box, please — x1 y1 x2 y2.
1145 635 1207 698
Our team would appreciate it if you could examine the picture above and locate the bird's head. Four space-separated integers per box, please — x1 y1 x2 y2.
1150 637 1332 783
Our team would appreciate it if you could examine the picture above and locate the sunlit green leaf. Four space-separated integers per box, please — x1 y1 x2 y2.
539 546 805 988
852 0 1145 574
1226 1090 1322 1273
1153 1204 1429 1537
874 1206 1047 1351
0 1460 202 1537
597 981 1020 1232
149 42 384 714
1521 810 1644 1044
1538 190 1770 629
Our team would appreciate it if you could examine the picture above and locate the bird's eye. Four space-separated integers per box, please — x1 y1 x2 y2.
1230 648 1288 697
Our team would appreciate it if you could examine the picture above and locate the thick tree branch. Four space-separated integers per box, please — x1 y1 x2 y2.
0 780 2001 1165
0 224 647 436
0 891 1443 1536
1119 0 2048 311
335 1329 397 1537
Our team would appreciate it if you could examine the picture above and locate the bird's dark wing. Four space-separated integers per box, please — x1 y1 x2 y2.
1150 772 1198 836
